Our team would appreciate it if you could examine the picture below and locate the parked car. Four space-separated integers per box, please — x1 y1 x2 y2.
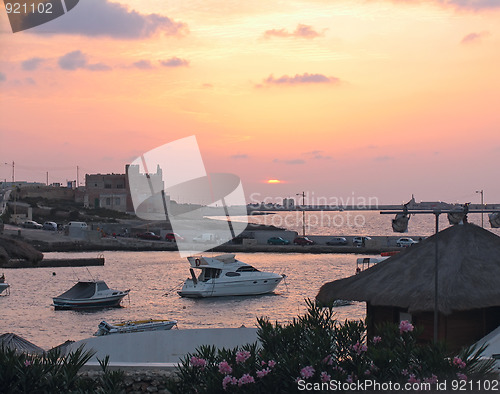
267 237 290 245
193 233 218 243
22 220 43 229
397 237 418 247
326 237 348 246
352 236 371 247
165 232 184 242
293 236 315 246
137 231 161 240
43 221 58 231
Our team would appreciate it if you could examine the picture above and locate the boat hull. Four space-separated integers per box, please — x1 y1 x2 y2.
52 293 128 310
178 276 284 298
95 319 177 336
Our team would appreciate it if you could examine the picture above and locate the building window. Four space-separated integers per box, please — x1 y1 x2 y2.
117 184 124 189
106 197 111 206
104 184 112 189
115 197 121 205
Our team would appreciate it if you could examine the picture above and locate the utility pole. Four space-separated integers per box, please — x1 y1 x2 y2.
476 190 484 228
296 191 306 236
77 166 79 187
46 172 49 186
11 161 14 183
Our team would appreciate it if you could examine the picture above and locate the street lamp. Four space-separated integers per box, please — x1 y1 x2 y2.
296 191 306 236
476 190 484 228
3 162 14 183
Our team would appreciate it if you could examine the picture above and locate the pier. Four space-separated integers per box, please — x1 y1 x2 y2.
1 257 105 269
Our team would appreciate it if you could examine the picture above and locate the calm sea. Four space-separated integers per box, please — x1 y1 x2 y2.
1 211 497 350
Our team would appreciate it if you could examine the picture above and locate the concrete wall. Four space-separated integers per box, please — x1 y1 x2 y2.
66 328 259 365
18 185 76 201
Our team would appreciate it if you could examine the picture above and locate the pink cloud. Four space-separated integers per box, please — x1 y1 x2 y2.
264 24 323 39
262 73 340 86
460 31 490 44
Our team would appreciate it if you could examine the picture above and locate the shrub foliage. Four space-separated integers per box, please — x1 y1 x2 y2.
169 300 495 393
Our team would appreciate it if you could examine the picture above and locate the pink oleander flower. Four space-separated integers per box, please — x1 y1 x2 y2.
300 366 315 379
190 356 206 369
236 350 251 364
424 375 438 385
401 369 409 376
346 374 354 383
322 354 334 365
364 370 371 376
261 360 267 366
268 359 276 368
373 336 382 344
218 360 232 375
238 373 255 387
321 371 331 383
256 368 271 378
222 375 237 390
453 357 466 369
408 374 420 384
456 373 467 381
24 360 31 367
399 320 414 334
351 341 367 355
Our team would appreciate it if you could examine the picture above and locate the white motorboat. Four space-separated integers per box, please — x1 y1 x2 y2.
53 280 130 310
178 254 285 298
94 319 177 336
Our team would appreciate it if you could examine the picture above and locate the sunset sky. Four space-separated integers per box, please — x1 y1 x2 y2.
0 0 499 205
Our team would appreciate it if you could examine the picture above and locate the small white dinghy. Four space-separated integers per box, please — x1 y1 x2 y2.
94 319 177 336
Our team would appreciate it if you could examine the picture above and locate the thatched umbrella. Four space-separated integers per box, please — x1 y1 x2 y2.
317 223 500 315
0 333 45 354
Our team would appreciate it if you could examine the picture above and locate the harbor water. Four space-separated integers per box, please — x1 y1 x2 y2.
1 251 365 350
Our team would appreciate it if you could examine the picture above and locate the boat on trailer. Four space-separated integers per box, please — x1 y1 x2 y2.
94 319 177 336
53 280 130 310
178 254 285 298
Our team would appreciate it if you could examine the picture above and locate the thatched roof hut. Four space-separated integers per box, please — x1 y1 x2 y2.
317 223 500 349
0 333 45 354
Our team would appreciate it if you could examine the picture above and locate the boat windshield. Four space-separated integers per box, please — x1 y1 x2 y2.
236 266 260 272
200 268 221 281
97 282 110 291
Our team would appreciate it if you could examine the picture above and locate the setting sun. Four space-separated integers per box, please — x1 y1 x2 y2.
266 179 282 184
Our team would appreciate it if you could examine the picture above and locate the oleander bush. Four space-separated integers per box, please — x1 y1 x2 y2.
0 345 124 393
169 300 495 393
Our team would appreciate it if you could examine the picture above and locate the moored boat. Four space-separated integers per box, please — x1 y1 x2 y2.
53 280 130 310
178 254 285 298
0 273 9 295
94 319 177 336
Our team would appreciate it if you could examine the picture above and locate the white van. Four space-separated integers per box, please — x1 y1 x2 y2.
67 222 88 229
